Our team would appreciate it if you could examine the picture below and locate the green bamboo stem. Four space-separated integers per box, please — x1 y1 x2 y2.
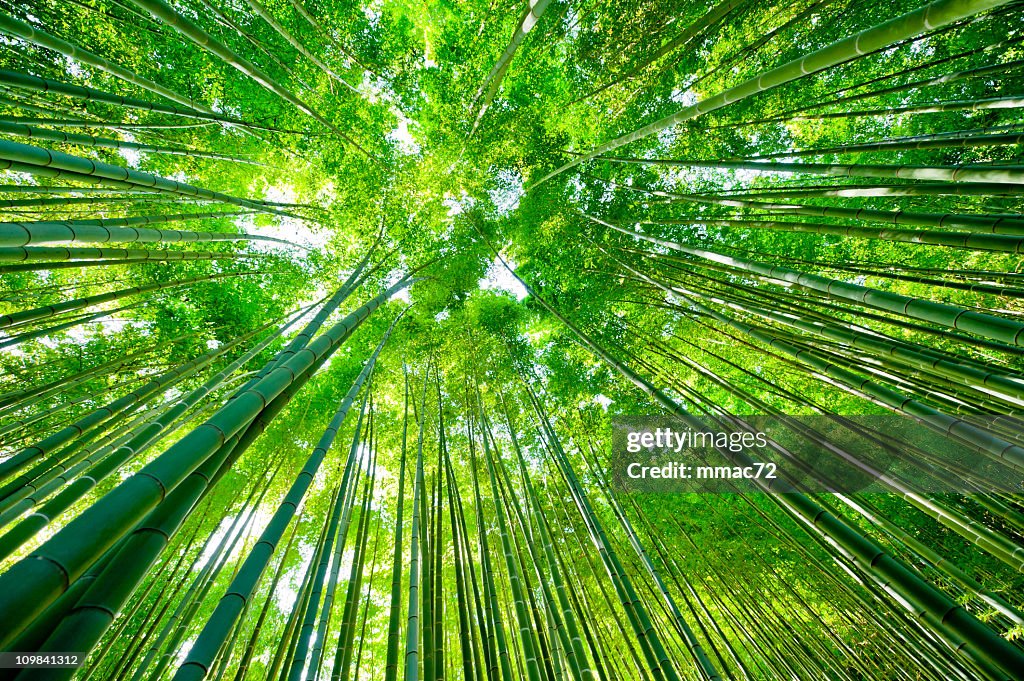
384 369 410 681
0 215 292 248
0 245 247 264
715 94 1024 128
0 302 139 348
0 120 269 166
643 217 1024 254
229 505 304 681
0 269 258 330
0 308 308 556
0 139 301 218
487 240 1024 679
601 156 1024 185
0 13 212 111
405 363 433 681
124 0 375 159
608 177 1024 235
763 52 1024 120
529 0 1016 186
0 276 417 645
745 130 1024 159
607 246 1024 470
327 414 377 681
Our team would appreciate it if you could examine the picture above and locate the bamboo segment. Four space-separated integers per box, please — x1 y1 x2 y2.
124 0 375 159
0 14 212 111
0 216 291 248
529 0 1017 186
587 215 1024 348
172 321 391 681
0 277 416 644
0 140 300 218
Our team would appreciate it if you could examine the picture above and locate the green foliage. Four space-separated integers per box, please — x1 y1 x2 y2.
0 0 1022 679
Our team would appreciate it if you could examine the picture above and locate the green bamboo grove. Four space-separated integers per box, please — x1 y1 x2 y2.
0 0 1022 679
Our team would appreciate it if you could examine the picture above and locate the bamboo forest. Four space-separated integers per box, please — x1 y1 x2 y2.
2 0 1024 678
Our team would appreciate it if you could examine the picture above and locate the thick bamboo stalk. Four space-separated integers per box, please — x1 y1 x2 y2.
0 14 211 111
124 0 375 159
0 216 291 248
482 238 1024 680
0 139 300 218
529 0 1017 186
0 277 417 644
601 156 1024 185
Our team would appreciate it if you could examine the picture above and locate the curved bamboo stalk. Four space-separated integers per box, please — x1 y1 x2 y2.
124 0 375 160
0 276 417 645
765 52 1024 120
614 176 1024 240
528 0 1017 187
0 215 293 248
601 156 1024 185
0 13 212 111
0 120 270 165
0 139 302 218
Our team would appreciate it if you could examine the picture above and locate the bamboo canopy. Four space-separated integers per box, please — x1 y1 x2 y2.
0 0 1022 680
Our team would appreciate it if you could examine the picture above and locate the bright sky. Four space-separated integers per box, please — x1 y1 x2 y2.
479 255 528 300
